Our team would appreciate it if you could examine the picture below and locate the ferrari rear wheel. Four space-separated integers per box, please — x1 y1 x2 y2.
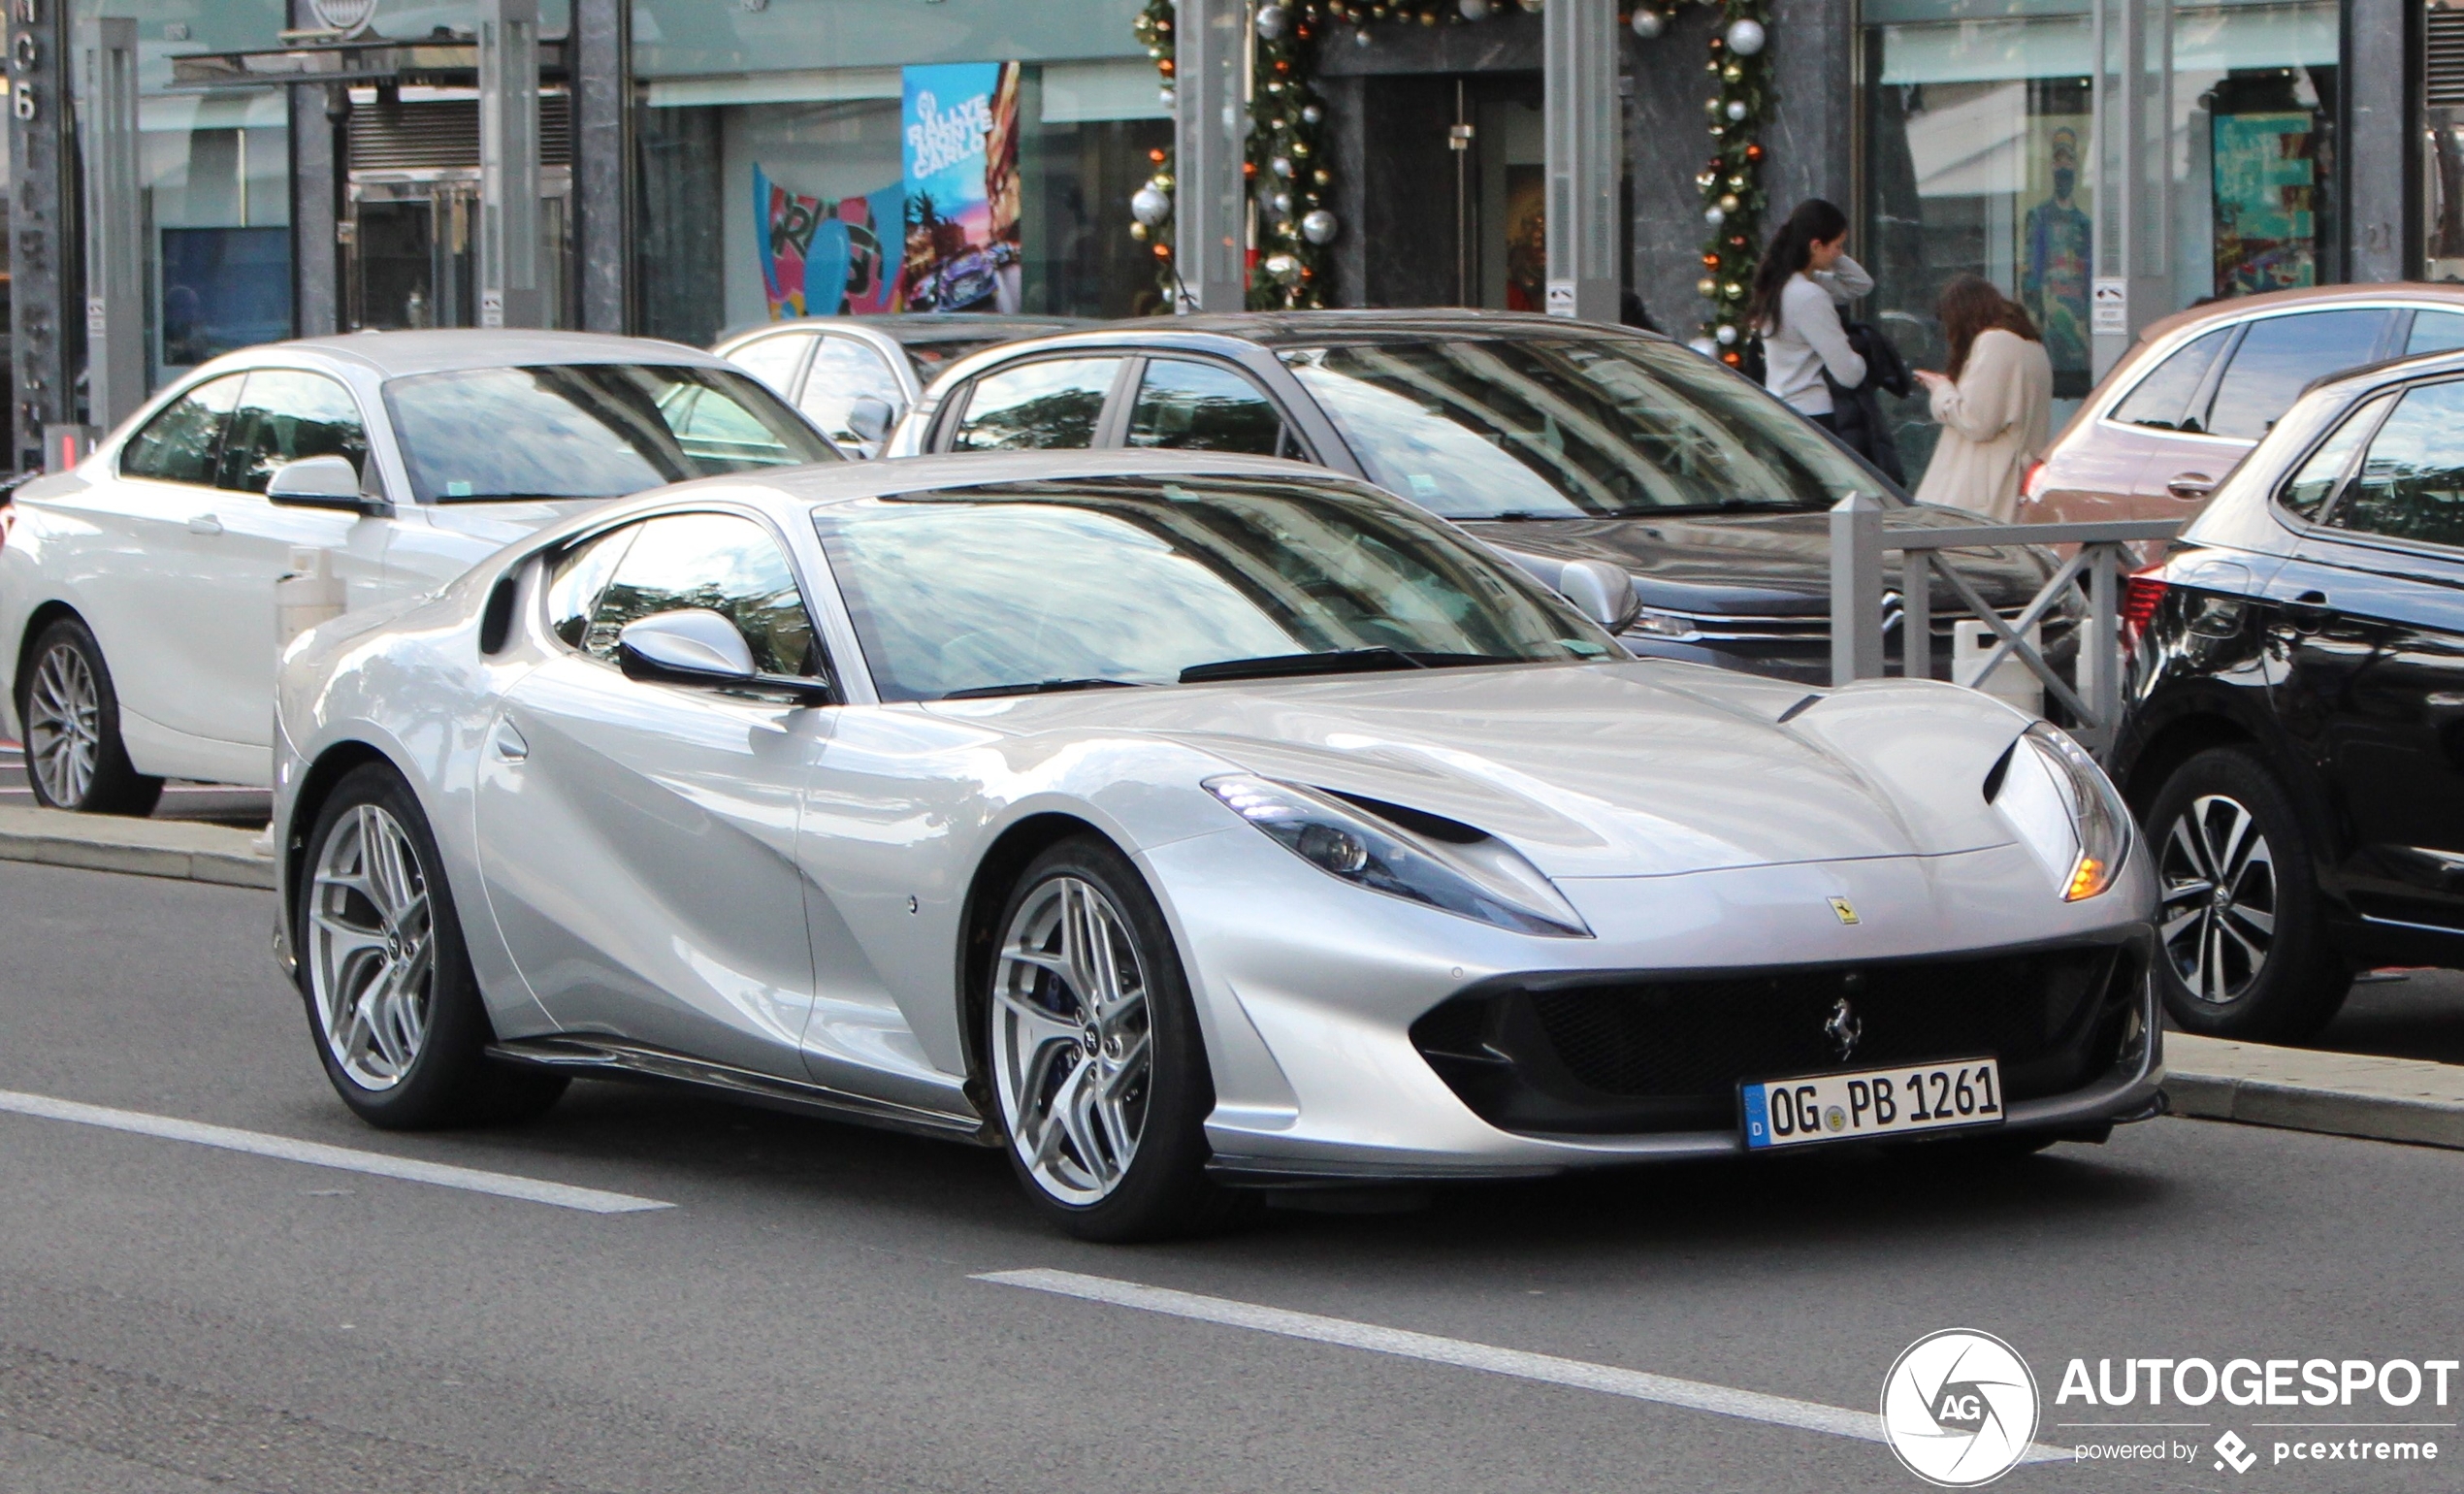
987 836 1241 1241
17 618 162 816
299 763 566 1128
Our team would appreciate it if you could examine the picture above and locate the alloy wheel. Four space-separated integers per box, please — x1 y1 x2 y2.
307 803 437 1090
2157 793 2278 1004
990 875 1154 1206
24 641 102 807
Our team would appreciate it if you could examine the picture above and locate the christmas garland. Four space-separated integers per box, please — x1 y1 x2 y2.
1130 0 1770 342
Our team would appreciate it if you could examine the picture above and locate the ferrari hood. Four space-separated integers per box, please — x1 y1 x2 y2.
930 661 2038 879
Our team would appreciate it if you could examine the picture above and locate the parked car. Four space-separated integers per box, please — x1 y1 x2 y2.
0 331 839 814
883 310 2071 684
2115 345 2464 1042
2025 285 2464 539
714 313 1086 455
272 448 2159 1240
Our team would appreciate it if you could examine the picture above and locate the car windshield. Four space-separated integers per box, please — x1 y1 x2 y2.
810 475 1616 702
1279 336 1878 519
383 363 839 503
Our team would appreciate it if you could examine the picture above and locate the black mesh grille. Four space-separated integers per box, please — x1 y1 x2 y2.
1411 944 2142 1136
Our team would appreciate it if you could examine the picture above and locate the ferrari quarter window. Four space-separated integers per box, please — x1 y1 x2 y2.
545 525 641 650
812 475 1612 701
2326 379 2464 549
215 370 371 494
118 373 246 487
1279 337 1871 520
581 511 825 678
383 364 839 504
950 358 1121 450
1126 359 1287 457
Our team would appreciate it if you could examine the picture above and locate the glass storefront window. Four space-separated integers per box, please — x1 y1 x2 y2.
145 94 292 384
1861 0 2345 480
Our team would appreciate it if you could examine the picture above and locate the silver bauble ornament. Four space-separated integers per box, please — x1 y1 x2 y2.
1131 185 1172 227
1353 25 1372 46
1157 87 1175 108
1301 103 1323 124
1714 323 1739 345
1273 191 1294 213
1724 17 1767 54
1459 0 1492 16
1271 156 1295 179
1631 7 1665 37
1263 252 1303 281
1301 208 1339 244
1703 206 1726 227
1725 100 1748 121
1255 4 1290 40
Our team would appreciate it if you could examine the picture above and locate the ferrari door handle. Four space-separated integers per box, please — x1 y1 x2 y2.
186 512 224 536
490 718 530 763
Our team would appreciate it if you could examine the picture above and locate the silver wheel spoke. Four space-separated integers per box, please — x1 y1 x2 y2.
306 800 437 1091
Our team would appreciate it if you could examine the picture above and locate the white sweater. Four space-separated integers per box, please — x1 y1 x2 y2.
1761 257 1873 417
1910 329 2054 523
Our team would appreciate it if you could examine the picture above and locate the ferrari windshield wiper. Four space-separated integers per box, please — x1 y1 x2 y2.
1179 647 1500 684
939 677 1147 700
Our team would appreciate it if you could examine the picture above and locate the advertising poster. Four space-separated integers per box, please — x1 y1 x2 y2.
899 60 1023 313
756 168 901 319
2212 111 2318 294
2019 117 2093 398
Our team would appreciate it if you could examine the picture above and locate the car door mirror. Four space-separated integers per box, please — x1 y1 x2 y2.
1555 559 1641 633
266 455 387 515
846 394 898 447
616 609 759 687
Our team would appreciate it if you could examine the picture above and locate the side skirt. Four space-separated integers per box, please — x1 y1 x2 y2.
487 1036 992 1146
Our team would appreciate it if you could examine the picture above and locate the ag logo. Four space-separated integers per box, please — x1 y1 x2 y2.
1879 1329 2039 1486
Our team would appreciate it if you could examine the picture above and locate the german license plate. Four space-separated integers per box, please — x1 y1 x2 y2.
1741 1057 2003 1150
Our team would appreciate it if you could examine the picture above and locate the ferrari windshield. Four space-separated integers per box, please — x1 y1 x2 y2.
1279 336 1876 519
812 476 1617 701
383 363 839 503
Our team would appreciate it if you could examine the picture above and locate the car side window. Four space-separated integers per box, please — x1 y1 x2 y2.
582 511 825 678
2407 309 2464 358
727 332 814 396
119 373 246 486
2276 394 2390 523
2325 380 2464 549
2207 310 2394 441
214 369 371 494
1126 359 1291 457
797 337 907 446
545 525 640 650
949 357 1121 450
2109 328 2231 433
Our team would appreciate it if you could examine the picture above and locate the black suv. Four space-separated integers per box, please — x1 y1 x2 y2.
891 310 2065 684
2116 348 2464 1041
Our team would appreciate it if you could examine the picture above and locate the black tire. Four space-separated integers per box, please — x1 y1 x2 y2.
16 617 163 816
2145 746 2351 1042
295 763 567 1129
983 835 1247 1242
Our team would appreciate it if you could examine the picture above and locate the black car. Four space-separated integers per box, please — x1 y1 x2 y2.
2116 347 2464 1041
886 310 2066 684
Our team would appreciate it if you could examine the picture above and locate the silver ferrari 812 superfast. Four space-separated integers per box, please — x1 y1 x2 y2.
271 450 2162 1239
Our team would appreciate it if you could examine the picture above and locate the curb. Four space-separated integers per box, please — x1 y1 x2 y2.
2164 1032 2464 1152
0 804 275 891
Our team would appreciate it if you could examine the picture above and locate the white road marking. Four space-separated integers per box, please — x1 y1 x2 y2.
0 1088 672 1214
979 1268 2065 1463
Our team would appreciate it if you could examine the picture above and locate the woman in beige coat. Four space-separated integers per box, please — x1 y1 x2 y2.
1912 276 2054 521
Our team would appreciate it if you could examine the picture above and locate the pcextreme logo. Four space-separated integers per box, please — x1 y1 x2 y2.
1880 1329 2041 1486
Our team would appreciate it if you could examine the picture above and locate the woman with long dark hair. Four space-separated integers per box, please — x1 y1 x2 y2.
1748 199 1871 429
1911 274 2053 521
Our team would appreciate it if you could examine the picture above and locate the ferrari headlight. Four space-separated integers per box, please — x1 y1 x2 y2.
1205 774 1591 938
1990 723 2132 900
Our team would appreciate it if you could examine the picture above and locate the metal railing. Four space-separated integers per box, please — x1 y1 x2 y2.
1828 493 2182 760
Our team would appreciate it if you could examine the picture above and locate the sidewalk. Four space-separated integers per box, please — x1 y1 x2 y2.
0 804 275 890
2163 1032 2464 1152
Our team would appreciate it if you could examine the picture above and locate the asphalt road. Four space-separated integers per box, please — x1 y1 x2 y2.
3 860 2463 1494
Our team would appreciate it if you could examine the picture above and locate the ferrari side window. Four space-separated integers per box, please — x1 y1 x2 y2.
583 511 826 678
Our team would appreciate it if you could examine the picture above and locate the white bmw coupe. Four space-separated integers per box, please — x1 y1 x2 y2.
271 450 2162 1240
